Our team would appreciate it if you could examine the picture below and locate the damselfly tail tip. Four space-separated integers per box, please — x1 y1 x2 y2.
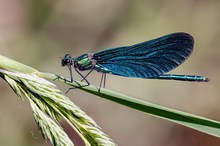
203 77 210 82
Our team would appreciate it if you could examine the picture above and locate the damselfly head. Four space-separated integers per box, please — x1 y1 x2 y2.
61 54 73 66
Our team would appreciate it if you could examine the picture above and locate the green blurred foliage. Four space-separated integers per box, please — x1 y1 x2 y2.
29 0 55 32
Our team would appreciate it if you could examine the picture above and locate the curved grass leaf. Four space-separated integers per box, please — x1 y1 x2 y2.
39 73 220 138
0 54 220 145
0 55 116 146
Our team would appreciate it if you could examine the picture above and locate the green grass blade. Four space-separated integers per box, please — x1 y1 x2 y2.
40 73 220 138
1 54 220 144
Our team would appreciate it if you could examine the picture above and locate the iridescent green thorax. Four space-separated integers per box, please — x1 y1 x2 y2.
74 54 93 71
74 53 111 73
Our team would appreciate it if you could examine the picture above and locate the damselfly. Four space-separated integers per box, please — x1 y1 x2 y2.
61 32 209 91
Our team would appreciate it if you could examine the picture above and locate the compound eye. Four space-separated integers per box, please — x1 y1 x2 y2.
61 59 67 66
61 54 72 66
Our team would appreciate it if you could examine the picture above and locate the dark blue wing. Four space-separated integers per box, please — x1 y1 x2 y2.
93 32 194 78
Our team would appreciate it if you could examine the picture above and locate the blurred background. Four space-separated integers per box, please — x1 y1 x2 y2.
0 0 220 146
